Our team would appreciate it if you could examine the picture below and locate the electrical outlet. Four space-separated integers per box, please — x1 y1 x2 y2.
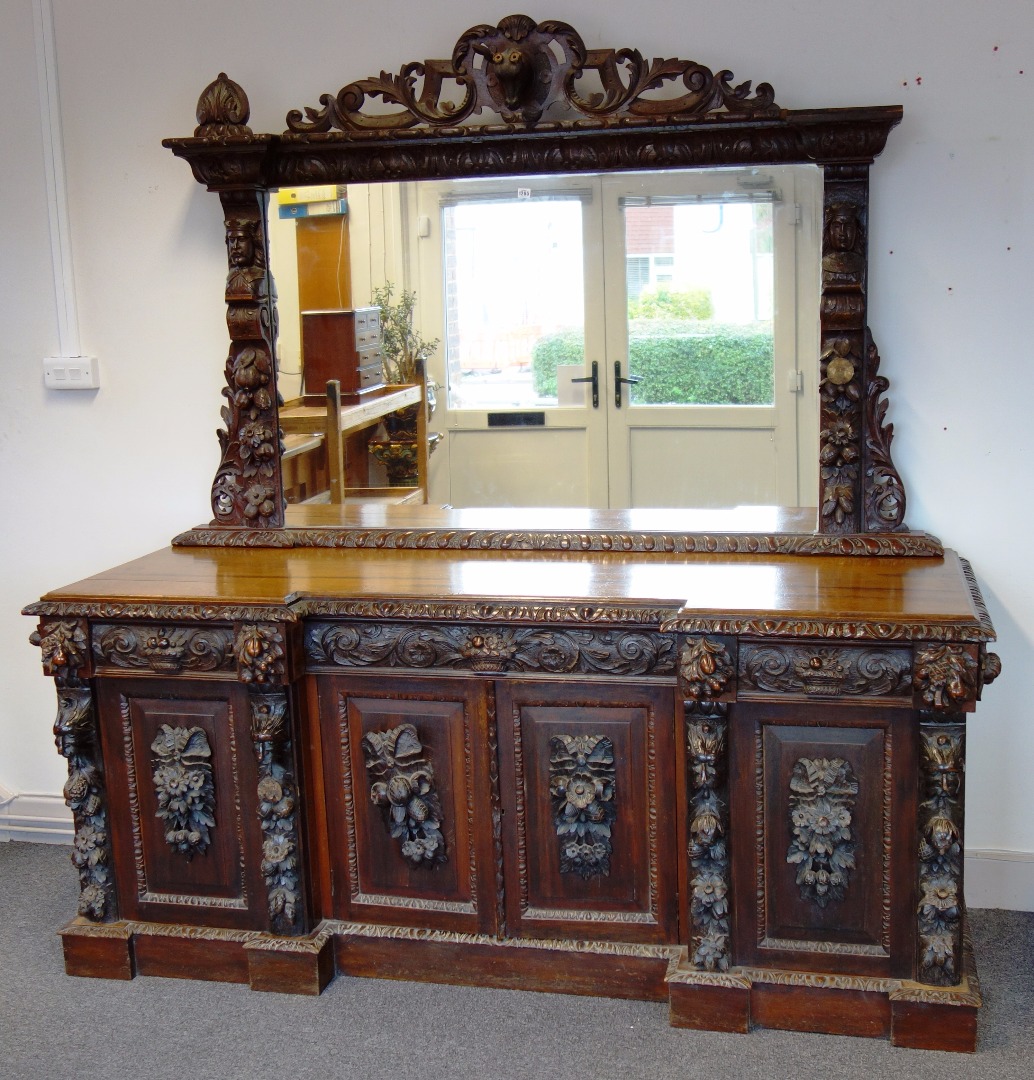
43 356 100 390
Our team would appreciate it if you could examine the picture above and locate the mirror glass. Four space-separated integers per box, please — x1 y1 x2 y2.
269 163 822 513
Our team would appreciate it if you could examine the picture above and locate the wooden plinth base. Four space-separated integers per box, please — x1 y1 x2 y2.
57 920 981 1052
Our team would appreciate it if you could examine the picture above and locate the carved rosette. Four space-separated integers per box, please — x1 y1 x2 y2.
305 622 676 676
250 694 301 933
150 725 216 858
685 704 730 971
917 718 965 985
678 637 735 700
235 624 287 686
361 725 448 867
285 16 778 134
548 734 616 879
913 645 978 711
786 757 859 908
55 687 115 920
741 644 911 698
93 624 233 674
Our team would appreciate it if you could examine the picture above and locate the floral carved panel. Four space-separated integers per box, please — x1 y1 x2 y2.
150 725 216 859
741 644 911 699
93 625 234 675
361 724 448 867
548 734 617 879
786 757 859 908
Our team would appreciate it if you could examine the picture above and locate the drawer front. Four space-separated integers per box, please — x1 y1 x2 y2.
738 641 912 704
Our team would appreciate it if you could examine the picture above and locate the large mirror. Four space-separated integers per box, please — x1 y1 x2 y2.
165 14 932 553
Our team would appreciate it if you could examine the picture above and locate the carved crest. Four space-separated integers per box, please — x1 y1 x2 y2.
548 734 616 879
362 724 447 867
285 14 778 134
786 757 859 908
150 725 216 859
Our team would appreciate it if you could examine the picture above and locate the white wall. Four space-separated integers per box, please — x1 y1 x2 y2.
2 1 1032 904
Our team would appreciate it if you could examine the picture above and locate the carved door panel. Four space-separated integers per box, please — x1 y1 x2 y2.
95 679 268 929
729 703 917 978
496 679 678 944
315 675 499 935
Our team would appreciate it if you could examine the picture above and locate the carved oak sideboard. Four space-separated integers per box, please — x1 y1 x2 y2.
26 541 998 1051
25 13 1003 1057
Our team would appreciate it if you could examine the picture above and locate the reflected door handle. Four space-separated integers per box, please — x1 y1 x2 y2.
614 361 643 408
571 360 599 408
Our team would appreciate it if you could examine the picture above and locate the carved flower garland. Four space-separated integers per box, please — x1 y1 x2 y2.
549 734 616 879
150 725 216 859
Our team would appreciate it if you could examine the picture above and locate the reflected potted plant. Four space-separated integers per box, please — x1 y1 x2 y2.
367 283 441 485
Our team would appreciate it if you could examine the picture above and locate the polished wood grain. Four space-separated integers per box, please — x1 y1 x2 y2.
34 545 987 634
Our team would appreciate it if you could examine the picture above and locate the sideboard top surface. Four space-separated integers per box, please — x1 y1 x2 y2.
26 545 991 641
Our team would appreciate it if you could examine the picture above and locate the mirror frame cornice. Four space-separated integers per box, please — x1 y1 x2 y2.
164 13 937 556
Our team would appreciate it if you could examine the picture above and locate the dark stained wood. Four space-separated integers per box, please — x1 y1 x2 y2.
132 933 249 983
751 983 891 1038
59 922 135 981
334 931 674 1001
669 981 750 1033
891 1000 978 1053
246 937 335 996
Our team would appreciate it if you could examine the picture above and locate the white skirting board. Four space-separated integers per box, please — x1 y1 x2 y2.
1 790 1032 911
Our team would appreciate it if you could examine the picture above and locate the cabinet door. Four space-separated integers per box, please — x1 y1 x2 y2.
496 679 678 944
96 679 267 930
316 675 499 935
729 703 917 978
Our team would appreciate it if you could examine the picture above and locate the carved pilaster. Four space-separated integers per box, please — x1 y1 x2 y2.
249 694 301 934
361 724 448 867
548 734 616 879
917 715 966 986
685 702 730 971
30 619 115 922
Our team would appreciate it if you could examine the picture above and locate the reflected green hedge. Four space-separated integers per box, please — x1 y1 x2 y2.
532 320 774 405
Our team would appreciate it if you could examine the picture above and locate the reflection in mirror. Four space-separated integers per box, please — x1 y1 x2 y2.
269 164 821 513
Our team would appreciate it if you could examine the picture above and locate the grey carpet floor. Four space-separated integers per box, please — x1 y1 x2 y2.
1 841 1030 1080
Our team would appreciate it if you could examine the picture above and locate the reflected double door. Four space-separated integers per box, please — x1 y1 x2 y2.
414 167 820 510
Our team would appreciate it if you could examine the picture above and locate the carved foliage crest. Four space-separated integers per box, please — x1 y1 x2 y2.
150 725 216 859
285 15 778 133
548 734 616 879
786 757 859 908
362 724 448 867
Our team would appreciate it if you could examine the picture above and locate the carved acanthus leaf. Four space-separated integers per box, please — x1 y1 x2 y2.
195 73 252 137
93 624 233 674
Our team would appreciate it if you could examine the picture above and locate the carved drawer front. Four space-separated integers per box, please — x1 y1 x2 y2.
92 623 235 678
316 675 499 935
95 679 267 929
496 680 678 945
729 703 916 978
738 642 911 704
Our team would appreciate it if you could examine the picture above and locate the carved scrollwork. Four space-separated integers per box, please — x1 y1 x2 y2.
285 15 778 134
361 724 448 867
913 645 978 710
917 718 965 985
235 624 286 686
305 622 675 677
678 636 735 700
741 644 911 698
250 694 301 932
548 734 616 879
54 687 115 921
863 338 907 531
786 757 859 908
93 624 233 674
150 725 216 858
686 704 730 971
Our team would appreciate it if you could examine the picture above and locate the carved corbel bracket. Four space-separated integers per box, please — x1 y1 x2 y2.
678 636 736 702
249 693 302 934
913 645 979 711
